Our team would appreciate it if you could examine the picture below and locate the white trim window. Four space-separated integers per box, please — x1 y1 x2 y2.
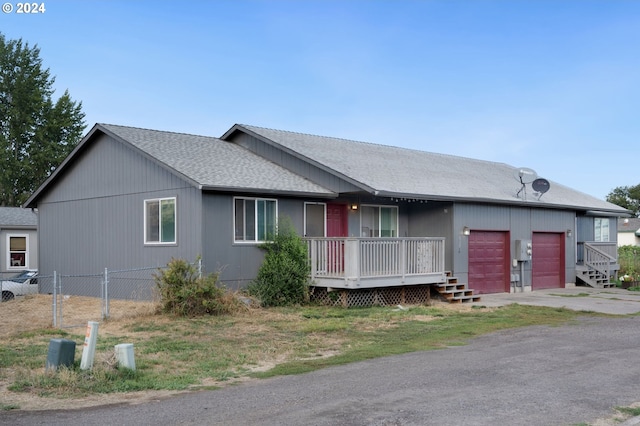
7 234 28 269
304 202 326 237
144 197 177 244
594 218 610 242
360 205 398 237
234 197 277 242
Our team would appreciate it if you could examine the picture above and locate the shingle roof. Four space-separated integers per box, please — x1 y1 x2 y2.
233 124 629 213
618 218 640 233
98 124 336 197
0 207 37 227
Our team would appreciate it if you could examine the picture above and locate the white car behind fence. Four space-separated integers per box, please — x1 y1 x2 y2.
1 270 38 302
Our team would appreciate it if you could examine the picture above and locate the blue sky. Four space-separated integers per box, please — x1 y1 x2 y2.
2 0 639 200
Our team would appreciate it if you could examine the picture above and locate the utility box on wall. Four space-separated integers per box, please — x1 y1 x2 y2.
515 239 532 261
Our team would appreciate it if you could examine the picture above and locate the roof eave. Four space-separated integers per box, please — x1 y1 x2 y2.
373 190 632 214
201 185 338 199
0 225 37 230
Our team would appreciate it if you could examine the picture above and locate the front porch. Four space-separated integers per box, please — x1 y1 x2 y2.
576 241 620 288
305 237 447 290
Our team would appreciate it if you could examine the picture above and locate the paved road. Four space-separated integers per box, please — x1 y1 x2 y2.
3 288 640 426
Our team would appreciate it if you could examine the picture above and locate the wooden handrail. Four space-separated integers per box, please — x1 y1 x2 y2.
584 242 615 278
305 237 446 282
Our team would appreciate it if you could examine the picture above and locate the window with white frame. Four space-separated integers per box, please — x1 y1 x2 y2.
145 197 176 244
360 205 398 237
304 202 326 237
234 197 277 242
594 218 610 242
7 234 28 268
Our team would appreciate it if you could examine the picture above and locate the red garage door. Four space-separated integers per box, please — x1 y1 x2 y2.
468 231 509 294
532 232 565 290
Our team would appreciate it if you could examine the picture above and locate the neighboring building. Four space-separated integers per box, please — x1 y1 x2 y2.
0 207 38 274
618 217 640 246
24 123 630 299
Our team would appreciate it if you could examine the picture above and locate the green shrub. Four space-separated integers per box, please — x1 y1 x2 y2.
618 245 640 279
154 258 240 317
247 217 310 307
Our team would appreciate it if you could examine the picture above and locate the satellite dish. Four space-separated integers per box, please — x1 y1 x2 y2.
514 167 538 199
513 167 538 184
532 178 550 198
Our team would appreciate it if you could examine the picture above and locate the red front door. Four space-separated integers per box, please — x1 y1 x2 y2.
327 203 347 237
326 203 347 274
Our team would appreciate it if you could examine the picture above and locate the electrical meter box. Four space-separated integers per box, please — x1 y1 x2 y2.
515 239 532 261
46 338 76 371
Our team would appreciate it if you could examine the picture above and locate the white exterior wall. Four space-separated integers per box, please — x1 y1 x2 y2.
618 232 640 246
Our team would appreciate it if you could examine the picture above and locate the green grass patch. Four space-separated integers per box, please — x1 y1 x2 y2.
549 292 591 298
615 406 640 416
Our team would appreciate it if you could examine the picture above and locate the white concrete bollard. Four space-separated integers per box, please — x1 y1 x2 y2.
114 343 136 370
80 321 99 370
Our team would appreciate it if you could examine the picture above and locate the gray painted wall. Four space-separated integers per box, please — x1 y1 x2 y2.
201 194 316 289
451 203 576 287
36 134 202 291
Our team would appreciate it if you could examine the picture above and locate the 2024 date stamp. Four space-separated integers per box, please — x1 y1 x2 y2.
2 2 46 14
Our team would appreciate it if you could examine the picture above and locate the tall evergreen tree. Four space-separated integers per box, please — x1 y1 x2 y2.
0 33 85 206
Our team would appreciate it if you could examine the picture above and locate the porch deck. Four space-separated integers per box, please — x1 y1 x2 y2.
306 237 447 290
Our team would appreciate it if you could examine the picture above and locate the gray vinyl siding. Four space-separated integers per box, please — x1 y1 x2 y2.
230 132 362 194
36 133 203 288
201 193 309 289
450 203 575 286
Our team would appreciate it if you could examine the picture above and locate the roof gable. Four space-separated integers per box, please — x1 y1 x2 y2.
230 124 629 214
26 124 336 207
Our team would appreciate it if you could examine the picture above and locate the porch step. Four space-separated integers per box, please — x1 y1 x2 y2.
434 273 481 304
576 267 615 289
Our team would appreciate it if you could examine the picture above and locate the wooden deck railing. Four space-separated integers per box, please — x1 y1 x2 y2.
582 242 616 279
305 237 446 289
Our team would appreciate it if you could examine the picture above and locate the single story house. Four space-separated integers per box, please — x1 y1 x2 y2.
24 123 630 302
0 207 38 276
618 217 640 246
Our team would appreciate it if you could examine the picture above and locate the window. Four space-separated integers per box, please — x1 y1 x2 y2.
145 198 176 244
235 197 277 242
361 205 398 237
594 218 610 242
7 235 28 268
304 203 326 237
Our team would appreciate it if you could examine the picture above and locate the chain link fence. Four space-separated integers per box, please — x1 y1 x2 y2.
0 263 196 333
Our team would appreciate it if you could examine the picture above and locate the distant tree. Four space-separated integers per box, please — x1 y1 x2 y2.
0 33 85 206
606 184 640 217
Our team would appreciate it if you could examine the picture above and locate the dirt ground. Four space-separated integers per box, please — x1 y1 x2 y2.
0 294 189 411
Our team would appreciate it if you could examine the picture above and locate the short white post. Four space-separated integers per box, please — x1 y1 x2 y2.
114 343 136 370
80 321 99 370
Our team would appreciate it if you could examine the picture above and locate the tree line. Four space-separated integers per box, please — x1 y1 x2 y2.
1 32 85 207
